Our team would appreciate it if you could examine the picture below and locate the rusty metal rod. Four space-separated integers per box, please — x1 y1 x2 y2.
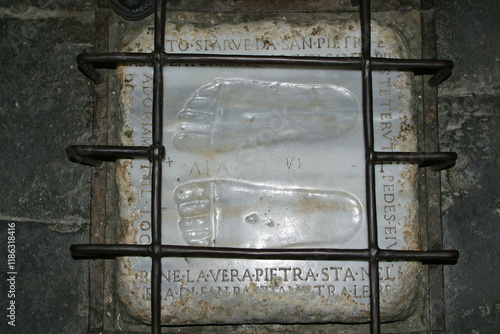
66 145 152 166
359 0 381 332
151 0 166 332
66 144 457 172
77 51 453 87
77 52 152 63
77 52 152 83
428 68 453 87
379 249 459 264
70 244 150 258
374 151 457 169
164 53 453 73
69 244 459 264
77 52 453 70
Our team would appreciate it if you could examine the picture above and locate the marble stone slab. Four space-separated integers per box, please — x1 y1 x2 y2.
115 18 420 325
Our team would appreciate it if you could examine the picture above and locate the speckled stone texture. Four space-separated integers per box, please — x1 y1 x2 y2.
0 0 93 333
436 0 500 332
0 10 93 231
0 222 89 333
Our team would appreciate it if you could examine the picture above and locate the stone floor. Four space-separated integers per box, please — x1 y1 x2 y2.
436 1 500 333
0 0 498 333
0 1 94 333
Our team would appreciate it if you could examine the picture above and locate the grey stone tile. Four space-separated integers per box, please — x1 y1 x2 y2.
0 221 89 333
436 0 500 332
436 0 500 95
439 95 500 332
0 17 93 229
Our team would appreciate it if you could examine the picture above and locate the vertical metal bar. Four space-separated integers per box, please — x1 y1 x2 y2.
154 0 166 53
151 1 166 333
360 0 381 333
151 252 161 334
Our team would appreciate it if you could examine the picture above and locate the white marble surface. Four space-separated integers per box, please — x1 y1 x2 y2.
116 19 420 324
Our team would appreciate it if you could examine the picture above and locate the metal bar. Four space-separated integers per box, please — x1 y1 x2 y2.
374 151 457 169
360 0 380 333
77 52 152 63
77 52 152 83
151 0 166 333
70 243 459 263
159 246 372 260
369 259 380 331
167 54 363 66
373 58 453 72
78 52 453 71
66 145 152 166
166 53 452 73
428 68 452 87
379 249 459 263
79 51 452 86
70 244 150 258
66 144 457 170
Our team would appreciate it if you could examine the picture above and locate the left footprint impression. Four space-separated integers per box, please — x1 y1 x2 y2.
172 78 359 152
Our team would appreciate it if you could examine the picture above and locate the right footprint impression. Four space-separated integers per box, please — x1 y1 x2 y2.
172 79 359 152
174 180 363 248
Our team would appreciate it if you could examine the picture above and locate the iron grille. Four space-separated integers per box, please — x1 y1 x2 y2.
67 0 459 333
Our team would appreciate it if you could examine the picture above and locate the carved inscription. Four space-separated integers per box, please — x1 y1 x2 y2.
135 264 401 301
165 36 393 58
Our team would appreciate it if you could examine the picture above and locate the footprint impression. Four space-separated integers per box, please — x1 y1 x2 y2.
173 79 363 248
172 79 358 152
174 180 363 248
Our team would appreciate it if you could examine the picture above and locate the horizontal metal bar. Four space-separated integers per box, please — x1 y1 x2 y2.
66 147 456 172
77 52 152 64
374 151 457 170
166 54 362 67
77 52 152 83
77 51 453 86
379 249 459 264
166 54 452 71
373 58 453 72
70 244 150 259
70 244 458 264
159 245 372 260
71 244 372 260
66 145 152 166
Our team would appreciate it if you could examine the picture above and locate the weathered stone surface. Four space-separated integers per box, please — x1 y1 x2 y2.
0 221 88 333
0 17 93 232
436 0 500 332
115 16 422 326
0 0 93 332
436 0 500 97
439 94 500 333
